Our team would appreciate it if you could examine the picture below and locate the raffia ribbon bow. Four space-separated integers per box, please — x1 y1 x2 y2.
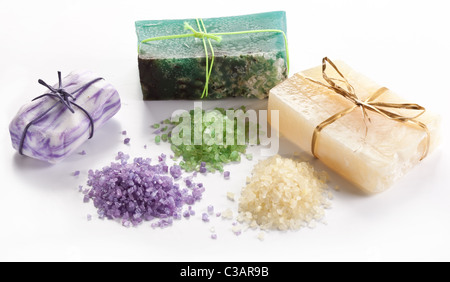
302 57 430 161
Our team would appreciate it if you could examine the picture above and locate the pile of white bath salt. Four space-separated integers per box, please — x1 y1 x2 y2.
238 155 331 231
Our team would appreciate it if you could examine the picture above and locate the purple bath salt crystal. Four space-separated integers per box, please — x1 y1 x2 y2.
183 211 191 218
124 138 131 145
87 214 92 221
83 195 90 203
9 70 121 164
122 131 127 135
78 185 83 192
158 154 167 162
224 171 231 179
184 195 195 205
173 212 182 220
78 150 87 155
187 206 196 216
199 167 207 174
202 213 210 222
216 212 221 217
192 187 205 201
158 219 173 228
170 165 182 179
144 145 147 149
115 151 130 162
73 171 81 177
211 234 217 240
207 205 214 215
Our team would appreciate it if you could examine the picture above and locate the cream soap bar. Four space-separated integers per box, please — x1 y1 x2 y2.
268 60 440 193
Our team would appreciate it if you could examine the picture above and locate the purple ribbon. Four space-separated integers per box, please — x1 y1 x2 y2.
19 72 103 155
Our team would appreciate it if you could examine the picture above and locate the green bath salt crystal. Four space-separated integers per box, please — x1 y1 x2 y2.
136 11 288 100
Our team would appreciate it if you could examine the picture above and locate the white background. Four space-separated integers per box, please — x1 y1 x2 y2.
1 0 449 262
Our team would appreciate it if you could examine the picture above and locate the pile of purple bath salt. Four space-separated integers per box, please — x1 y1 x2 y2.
85 152 205 227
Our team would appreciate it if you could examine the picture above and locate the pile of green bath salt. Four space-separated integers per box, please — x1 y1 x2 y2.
154 107 258 173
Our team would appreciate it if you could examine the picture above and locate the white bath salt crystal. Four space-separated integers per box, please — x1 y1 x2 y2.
227 192 235 202
232 225 242 235
221 208 234 220
238 155 330 231
308 221 317 229
210 227 216 233
334 185 340 192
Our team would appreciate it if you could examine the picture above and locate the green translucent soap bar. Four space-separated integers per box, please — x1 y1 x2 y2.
136 11 288 100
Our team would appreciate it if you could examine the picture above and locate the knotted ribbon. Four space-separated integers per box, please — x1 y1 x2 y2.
301 58 430 161
139 18 290 98
19 72 103 155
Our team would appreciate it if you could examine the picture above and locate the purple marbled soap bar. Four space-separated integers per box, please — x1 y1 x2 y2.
9 70 121 163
